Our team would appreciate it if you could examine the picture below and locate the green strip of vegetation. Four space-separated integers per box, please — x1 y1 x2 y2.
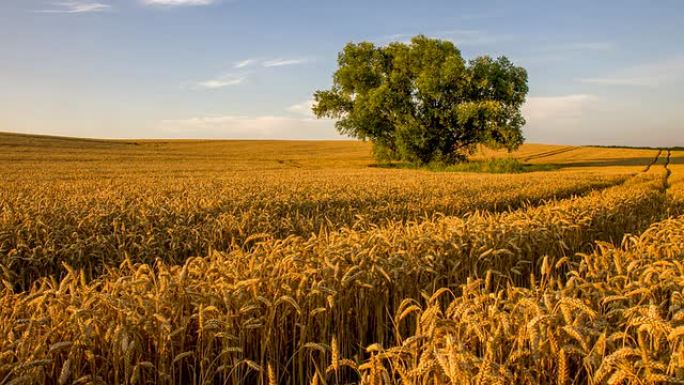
372 158 558 173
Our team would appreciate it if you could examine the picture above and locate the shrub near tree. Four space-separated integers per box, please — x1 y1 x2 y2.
313 35 529 165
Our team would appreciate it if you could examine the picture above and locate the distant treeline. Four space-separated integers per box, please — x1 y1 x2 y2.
586 145 683 150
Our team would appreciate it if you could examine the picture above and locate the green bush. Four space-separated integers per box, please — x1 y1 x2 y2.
373 158 557 173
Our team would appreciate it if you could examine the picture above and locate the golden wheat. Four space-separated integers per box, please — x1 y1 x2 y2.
1 135 678 385
0 166 631 290
0 165 670 385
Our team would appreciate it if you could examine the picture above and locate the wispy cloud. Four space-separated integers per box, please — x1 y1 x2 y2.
521 94 605 145
578 57 684 87
377 30 511 46
287 100 315 116
436 30 512 46
35 1 111 13
567 42 613 51
541 41 614 53
193 74 245 89
158 115 340 139
141 0 215 6
522 94 598 122
579 77 659 87
229 57 309 69
262 58 309 67
234 59 256 69
192 58 310 89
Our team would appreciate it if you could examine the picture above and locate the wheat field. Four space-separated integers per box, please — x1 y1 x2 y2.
1 132 683 385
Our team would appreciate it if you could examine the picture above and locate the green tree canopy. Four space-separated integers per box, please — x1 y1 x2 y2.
313 35 529 164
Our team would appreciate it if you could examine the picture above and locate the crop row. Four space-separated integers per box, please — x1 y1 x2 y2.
1 168 627 289
350 212 684 384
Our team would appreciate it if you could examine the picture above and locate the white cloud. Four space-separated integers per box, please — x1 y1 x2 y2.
262 58 308 67
377 30 511 46
436 30 512 46
234 59 256 69
579 77 659 87
195 78 243 89
522 94 598 122
36 1 111 13
194 74 245 89
542 42 613 52
287 100 315 116
578 56 684 87
521 94 605 145
192 57 309 89
563 42 614 51
141 0 214 6
158 115 340 139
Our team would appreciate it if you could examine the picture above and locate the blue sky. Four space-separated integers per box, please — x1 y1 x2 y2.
1 0 683 146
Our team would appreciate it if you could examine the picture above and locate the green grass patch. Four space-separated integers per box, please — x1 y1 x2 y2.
372 158 558 173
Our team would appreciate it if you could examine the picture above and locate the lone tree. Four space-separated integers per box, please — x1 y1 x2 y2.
313 35 528 164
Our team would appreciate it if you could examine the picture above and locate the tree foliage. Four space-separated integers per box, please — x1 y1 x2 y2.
313 35 529 164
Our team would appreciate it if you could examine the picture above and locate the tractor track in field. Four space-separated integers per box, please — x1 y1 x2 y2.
665 149 672 187
643 149 663 172
523 146 578 162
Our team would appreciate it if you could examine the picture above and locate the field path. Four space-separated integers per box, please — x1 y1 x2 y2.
643 148 663 171
522 145 578 162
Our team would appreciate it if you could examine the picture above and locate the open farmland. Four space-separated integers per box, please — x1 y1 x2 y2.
1 133 683 385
